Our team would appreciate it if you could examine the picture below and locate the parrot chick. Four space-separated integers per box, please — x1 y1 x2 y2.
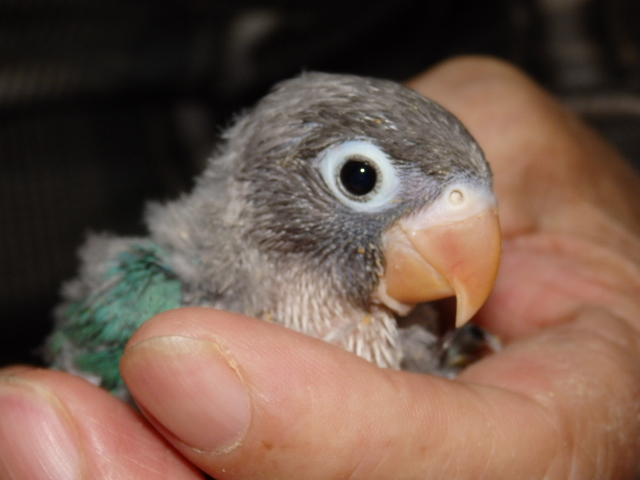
48 72 501 395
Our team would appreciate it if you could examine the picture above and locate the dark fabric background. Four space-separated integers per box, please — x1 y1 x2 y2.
1 0 639 367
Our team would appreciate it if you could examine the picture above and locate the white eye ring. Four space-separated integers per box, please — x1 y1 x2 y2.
318 140 400 212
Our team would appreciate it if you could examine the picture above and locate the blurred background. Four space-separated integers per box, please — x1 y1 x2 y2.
1 0 640 367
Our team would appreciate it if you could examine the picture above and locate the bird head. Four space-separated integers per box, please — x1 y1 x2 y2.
222 72 501 329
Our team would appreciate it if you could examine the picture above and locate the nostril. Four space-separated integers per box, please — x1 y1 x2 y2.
449 189 464 205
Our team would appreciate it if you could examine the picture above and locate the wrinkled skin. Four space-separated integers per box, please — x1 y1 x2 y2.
2 57 640 479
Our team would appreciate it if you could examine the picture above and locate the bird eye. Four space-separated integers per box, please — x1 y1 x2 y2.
318 140 400 212
340 157 377 196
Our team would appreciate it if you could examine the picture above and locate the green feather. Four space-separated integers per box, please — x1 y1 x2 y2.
52 242 182 392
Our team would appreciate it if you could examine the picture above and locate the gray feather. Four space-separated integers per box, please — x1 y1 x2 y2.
50 72 492 387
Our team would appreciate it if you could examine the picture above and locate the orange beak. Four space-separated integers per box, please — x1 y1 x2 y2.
376 183 501 327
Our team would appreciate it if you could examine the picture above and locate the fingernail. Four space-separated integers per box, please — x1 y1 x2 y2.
121 336 251 453
0 377 82 480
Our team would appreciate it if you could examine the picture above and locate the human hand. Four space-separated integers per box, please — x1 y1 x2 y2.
2 56 640 479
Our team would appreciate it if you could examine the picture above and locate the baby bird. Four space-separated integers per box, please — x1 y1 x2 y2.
48 72 501 395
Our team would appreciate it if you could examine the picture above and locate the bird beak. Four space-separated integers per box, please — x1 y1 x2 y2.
377 183 501 327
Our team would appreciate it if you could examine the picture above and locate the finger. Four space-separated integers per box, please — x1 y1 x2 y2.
459 306 640 479
121 307 640 479
409 57 640 337
409 56 640 248
0 367 202 480
476 231 640 339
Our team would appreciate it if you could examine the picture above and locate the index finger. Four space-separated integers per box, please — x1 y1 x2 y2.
408 56 640 247
409 57 640 338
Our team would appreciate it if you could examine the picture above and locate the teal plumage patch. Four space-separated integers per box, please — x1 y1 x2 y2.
51 242 182 392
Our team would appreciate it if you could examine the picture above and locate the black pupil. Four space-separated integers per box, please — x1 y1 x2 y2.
340 159 377 196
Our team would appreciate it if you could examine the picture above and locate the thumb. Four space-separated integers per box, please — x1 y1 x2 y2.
120 307 557 479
